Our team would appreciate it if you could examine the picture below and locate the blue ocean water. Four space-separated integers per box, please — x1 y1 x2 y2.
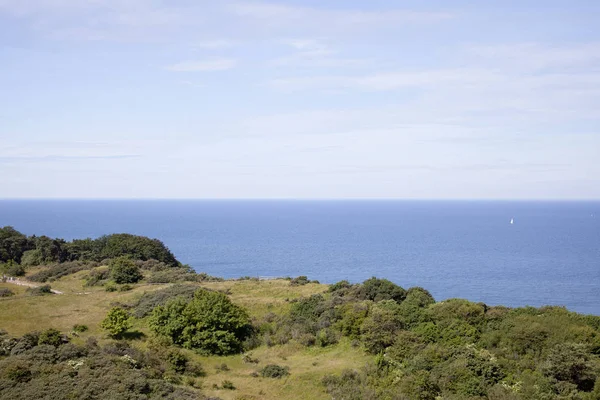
1 200 599 315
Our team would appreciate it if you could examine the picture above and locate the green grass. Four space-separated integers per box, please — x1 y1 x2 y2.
192 339 369 400
0 270 364 400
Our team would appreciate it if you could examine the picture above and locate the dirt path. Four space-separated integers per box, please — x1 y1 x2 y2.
2 277 64 294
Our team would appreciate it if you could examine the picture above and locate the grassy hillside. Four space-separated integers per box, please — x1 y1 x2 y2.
2 259 600 399
0 270 368 400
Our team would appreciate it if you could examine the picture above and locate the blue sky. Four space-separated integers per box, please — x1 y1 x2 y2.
1 0 599 199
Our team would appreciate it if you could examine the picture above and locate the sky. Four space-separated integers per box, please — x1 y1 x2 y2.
1 0 599 199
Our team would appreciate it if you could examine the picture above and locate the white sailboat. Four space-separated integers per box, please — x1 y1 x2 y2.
510 218 514 225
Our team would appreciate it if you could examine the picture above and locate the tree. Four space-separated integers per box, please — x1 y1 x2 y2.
356 277 407 303
101 307 132 338
0 226 32 264
97 234 180 267
109 257 143 284
150 289 251 355
541 343 596 391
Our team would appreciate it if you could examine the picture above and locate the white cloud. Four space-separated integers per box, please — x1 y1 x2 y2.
271 38 368 68
166 58 237 72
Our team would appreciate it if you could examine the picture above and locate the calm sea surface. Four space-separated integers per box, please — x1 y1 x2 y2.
1 200 598 315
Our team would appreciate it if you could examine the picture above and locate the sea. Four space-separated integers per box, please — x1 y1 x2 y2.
1 200 599 315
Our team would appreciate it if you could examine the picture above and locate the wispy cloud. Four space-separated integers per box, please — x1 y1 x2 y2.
271 38 368 68
268 68 501 91
166 58 237 72
0 154 140 163
229 2 453 27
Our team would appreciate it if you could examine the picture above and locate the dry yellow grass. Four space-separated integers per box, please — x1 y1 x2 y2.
193 339 370 400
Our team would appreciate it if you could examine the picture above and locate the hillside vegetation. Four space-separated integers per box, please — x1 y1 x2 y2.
1 229 600 400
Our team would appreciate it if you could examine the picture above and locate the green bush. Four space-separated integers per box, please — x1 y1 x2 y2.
72 324 88 333
0 287 14 297
109 257 143 284
221 380 236 390
360 301 404 354
37 328 64 347
29 261 94 283
260 364 290 378
147 268 196 283
0 337 199 399
104 282 118 292
132 284 198 318
149 288 251 355
290 276 310 286
101 307 132 338
0 226 32 264
541 343 596 391
355 277 406 303
118 284 133 292
84 268 109 286
26 285 53 296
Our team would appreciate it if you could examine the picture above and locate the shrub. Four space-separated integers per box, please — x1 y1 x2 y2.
147 268 196 283
355 277 406 303
119 284 133 292
167 349 189 374
94 233 180 267
84 268 110 286
196 272 224 282
290 276 310 286
101 307 132 338
329 280 353 293
361 301 404 354
316 328 340 347
0 226 31 264
133 284 198 318
541 343 596 391
28 261 92 283
221 380 236 390
27 285 53 296
38 328 64 347
104 282 118 292
149 288 251 355
109 257 143 284
5 261 25 277
0 287 14 297
260 364 290 379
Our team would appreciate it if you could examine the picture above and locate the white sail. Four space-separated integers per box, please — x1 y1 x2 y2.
510 218 514 225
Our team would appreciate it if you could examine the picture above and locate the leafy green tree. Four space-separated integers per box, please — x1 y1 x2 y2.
109 257 143 284
2 260 25 277
97 234 180 267
101 307 132 338
356 277 407 303
0 226 32 264
149 289 251 355
360 300 404 354
541 343 596 391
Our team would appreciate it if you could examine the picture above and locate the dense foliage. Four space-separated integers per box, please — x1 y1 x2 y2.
109 257 143 284
149 288 251 355
244 278 600 399
133 284 198 318
101 307 133 338
0 331 202 399
0 227 180 269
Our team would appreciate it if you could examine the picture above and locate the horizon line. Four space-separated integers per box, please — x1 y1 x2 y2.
1 198 599 202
